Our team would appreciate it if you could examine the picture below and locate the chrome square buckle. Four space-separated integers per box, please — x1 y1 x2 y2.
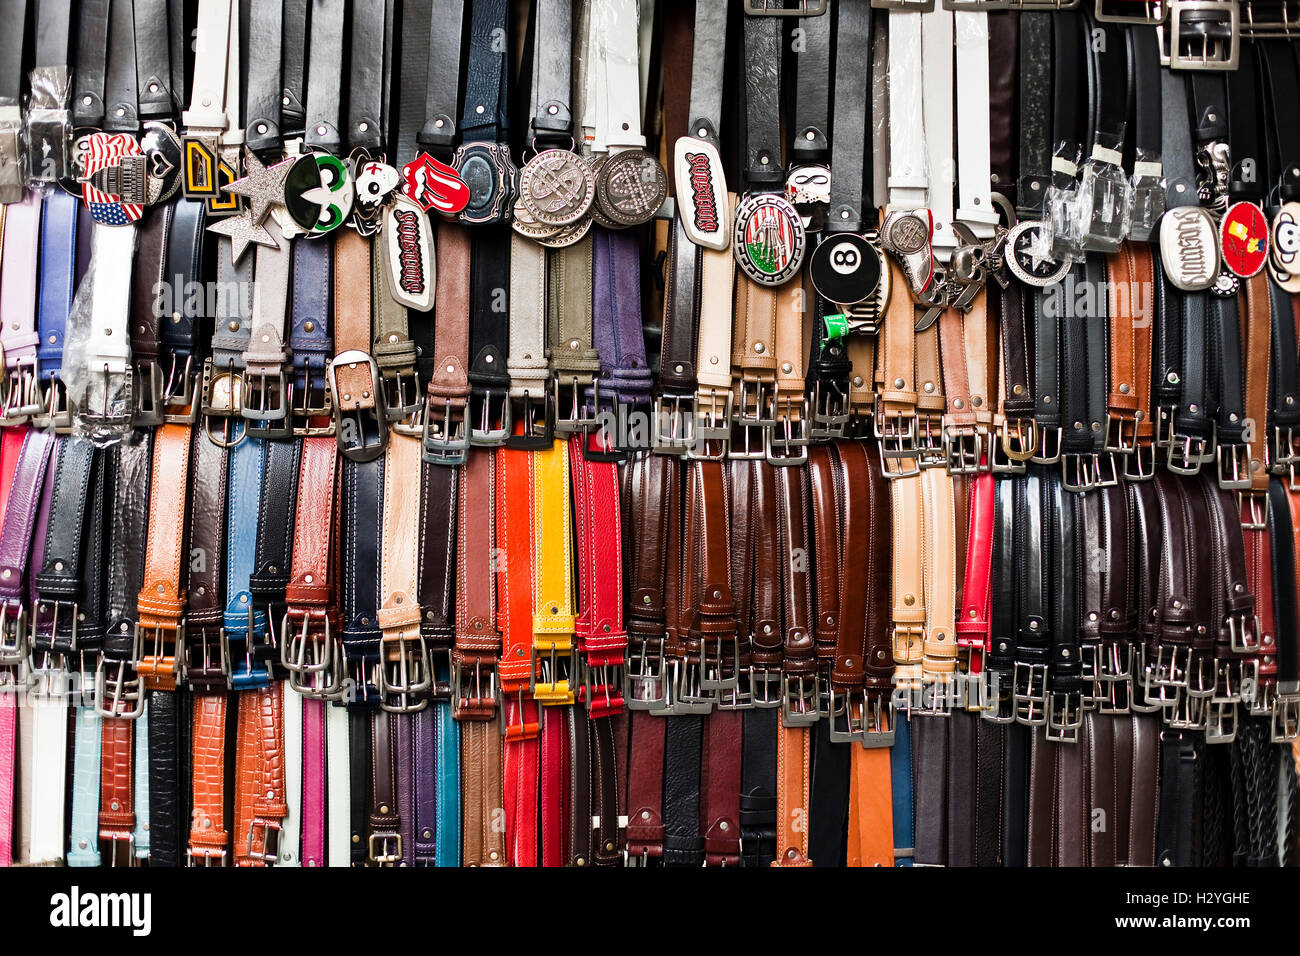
242 365 289 424
0 359 43 426
1158 0 1240 70
943 426 984 475
1166 687 1209 729
699 635 741 692
876 413 920 478
469 385 512 447
728 377 773 461
451 652 499 720
0 600 29 667
826 685 863 744
551 375 596 438
130 360 167 427
1165 432 1212 475
1103 414 1138 455
528 644 575 707
1205 698 1237 744
1238 490 1269 531
980 668 1018 724
651 393 695 456
1031 425 1063 465
380 364 422 427
1044 689 1083 743
1215 442 1253 490
245 820 282 864
1061 452 1099 493
1013 661 1049 726
665 659 715 714
809 380 850 440
688 390 732 461
420 397 469 466
1122 442 1157 481
625 639 667 711
1271 685 1300 742
93 658 144 719
162 352 201 424
766 395 810 467
282 613 343 700
378 632 432 713
747 664 783 709
1241 0 1300 37
781 671 820 727
916 413 947 468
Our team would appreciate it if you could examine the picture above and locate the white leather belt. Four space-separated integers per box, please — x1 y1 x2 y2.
954 11 1000 239
886 11 926 211
326 702 349 867
593 0 646 153
279 681 303 867
920 7 955 251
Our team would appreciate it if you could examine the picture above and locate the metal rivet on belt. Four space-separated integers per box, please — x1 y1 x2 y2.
786 849 797 860
894 378 905 389
641 810 650 820
1088 612 1098 622
1289 396 1296 406
853 377 864 387
877 650 886 658
1029 620 1039 630
1013 385 1024 395
972 396 982 407
1197 625 1206 634
1062 648 1070 658
304 321 315 333
379 805 389 814
361 616 370 625
228 321 239 332
112 801 120 811
575 856 585 866
763 624 772 634
1189 404 1199 414
782 362 792 374
903 594 914 606
954 399 964 409
1110 610 1120 620
753 342 765 354
1173 600 1182 609
1073 420 1083 430
1091 422 1101 432
1167 372 1179 384
969 610 976 619
569 340 579 350
710 355 719 365
1043 395 1052 404
603 624 610 632
719 821 729 831
712 590 721 599
515 648 523 657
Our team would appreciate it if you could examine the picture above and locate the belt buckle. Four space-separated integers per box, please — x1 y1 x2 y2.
200 359 248 448
1271 684 1300 742
1238 490 1269 530
289 373 336 438
1215 442 1253 490
1012 662 1049 726
747 664 783 709
1166 687 1209 729
698 635 740 691
245 820 282 864
1227 611 1261 653
861 693 896 748
451 652 499 720
242 366 293 440
29 599 79 668
876 413 921 478
1030 425 1063 465
1095 0 1165 22
162 352 201 424
651 393 695 456
994 418 1036 473
916 413 947 468
1248 677 1275 717
0 601 29 671
978 669 1017 723
1103 414 1138 455
529 643 576 706
625 638 667 711
93 657 144 719
943 426 983 475
551 375 596 438
1044 690 1083 743
281 612 343 700
0 359 43 426
130 360 167 427
1240 0 1300 37
1205 698 1237 744
1061 452 1099 492
826 684 863 743
689 390 732 460
780 672 820 727
1165 431 1211 475
32 371 74 433
468 385 512 446
1100 638 1135 684
507 388 554 451
743 0 828 13
580 660 626 718
367 832 403 866
183 624 231 692
185 847 229 867
378 632 432 713
915 674 957 717
1273 425 1299 470
380 364 422 428
868 0 935 10
420 397 469 466
809 380 850 440
728 377 773 461
133 619 187 689
1211 657 1242 704
1122 441 1157 481
328 350 388 462
766 394 810 466
667 658 716 714
1146 643 1191 692
1158 0 1240 70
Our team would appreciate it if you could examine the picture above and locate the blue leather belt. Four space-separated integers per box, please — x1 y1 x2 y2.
224 436 269 689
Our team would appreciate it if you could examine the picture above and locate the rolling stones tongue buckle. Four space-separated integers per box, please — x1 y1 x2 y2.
1159 206 1220 292
518 149 595 227
400 152 470 215
672 137 729 251
1219 201 1268 279
78 132 146 225
733 193 807 286
284 153 355 236
383 194 436 312
594 149 668 227
1270 202 1300 278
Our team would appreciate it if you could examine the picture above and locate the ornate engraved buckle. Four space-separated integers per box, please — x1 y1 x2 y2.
781 671 820 727
1158 0 1240 70
420 396 469 466
507 387 553 451
689 389 732 460
378 632 432 713
765 394 810 467
1044 689 1083 743
651 392 695 456
328 349 388 462
1012 661 1049 725
729 377 773 461
93 657 144 719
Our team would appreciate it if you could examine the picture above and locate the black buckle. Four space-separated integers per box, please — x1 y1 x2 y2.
1158 0 1240 70
420 396 469 466
507 388 554 450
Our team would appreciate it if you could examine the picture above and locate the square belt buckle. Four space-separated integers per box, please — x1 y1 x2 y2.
1240 0 1300 37
1158 0 1240 70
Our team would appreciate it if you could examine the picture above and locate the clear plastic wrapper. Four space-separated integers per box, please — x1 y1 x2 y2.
1128 147 1166 243
64 225 138 446
24 66 71 184
0 97 24 204
1043 141 1085 259
1078 129 1132 253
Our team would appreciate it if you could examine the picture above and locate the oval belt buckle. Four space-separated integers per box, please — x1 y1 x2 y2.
733 192 807 286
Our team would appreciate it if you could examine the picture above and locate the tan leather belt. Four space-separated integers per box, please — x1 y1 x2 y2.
691 221 737 460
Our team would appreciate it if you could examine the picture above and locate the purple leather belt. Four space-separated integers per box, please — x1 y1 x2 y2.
0 429 56 657
590 228 654 413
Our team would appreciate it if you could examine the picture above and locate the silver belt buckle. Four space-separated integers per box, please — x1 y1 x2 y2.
1158 0 1240 70
651 393 696 456
378 632 432 713
744 0 829 14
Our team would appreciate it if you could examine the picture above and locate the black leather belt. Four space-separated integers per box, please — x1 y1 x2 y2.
304 0 345 154
245 0 285 157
